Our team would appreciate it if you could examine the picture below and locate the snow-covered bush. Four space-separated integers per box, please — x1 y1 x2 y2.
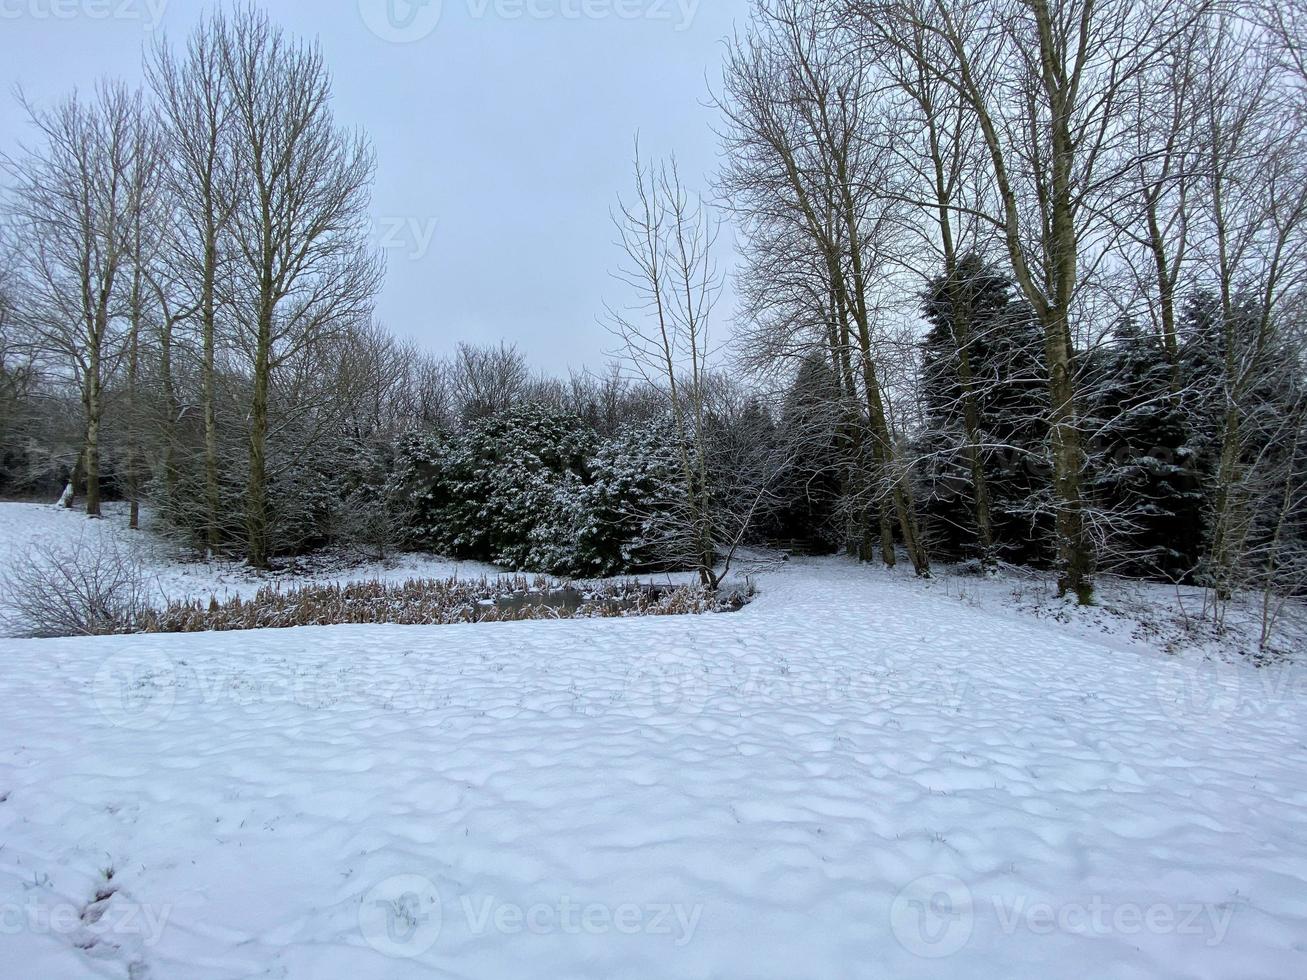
394 406 686 576
574 417 685 575
396 404 599 572
526 469 592 574
2 531 152 637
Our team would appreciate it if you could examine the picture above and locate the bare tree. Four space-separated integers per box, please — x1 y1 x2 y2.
856 5 1005 564
1256 0 1307 92
608 148 766 588
728 163 874 557
848 0 1209 602
2 532 152 637
404 352 455 432
121 112 166 530
1108 17 1203 383
221 7 382 567
147 9 237 549
718 1 931 576
4 81 151 517
1188 11 1307 599
329 320 423 439
0 240 35 476
142 246 195 524
449 341 531 422
562 362 662 437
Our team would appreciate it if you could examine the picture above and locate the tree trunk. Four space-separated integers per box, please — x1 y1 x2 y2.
127 260 143 531
836 187 929 577
1144 198 1181 388
202 239 221 552
827 242 928 576
1044 310 1092 603
84 343 103 519
246 305 272 569
878 509 897 567
159 316 180 519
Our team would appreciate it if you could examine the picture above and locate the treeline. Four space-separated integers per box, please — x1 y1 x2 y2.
1 1 1305 621
0 3 818 586
711 0 1307 606
0 8 382 567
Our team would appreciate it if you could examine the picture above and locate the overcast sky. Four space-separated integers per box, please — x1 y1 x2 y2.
0 0 750 374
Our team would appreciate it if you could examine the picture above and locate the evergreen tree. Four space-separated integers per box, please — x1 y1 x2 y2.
394 404 691 577
396 403 598 571
763 354 844 553
919 257 1052 565
1088 320 1203 580
575 417 684 575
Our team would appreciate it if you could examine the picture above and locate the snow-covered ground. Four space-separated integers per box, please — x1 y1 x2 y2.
1 502 1305 978
0 502 510 622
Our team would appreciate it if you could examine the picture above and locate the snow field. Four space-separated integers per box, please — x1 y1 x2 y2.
0 504 1304 977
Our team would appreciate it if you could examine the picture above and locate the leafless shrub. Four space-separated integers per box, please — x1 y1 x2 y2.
2 532 153 638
